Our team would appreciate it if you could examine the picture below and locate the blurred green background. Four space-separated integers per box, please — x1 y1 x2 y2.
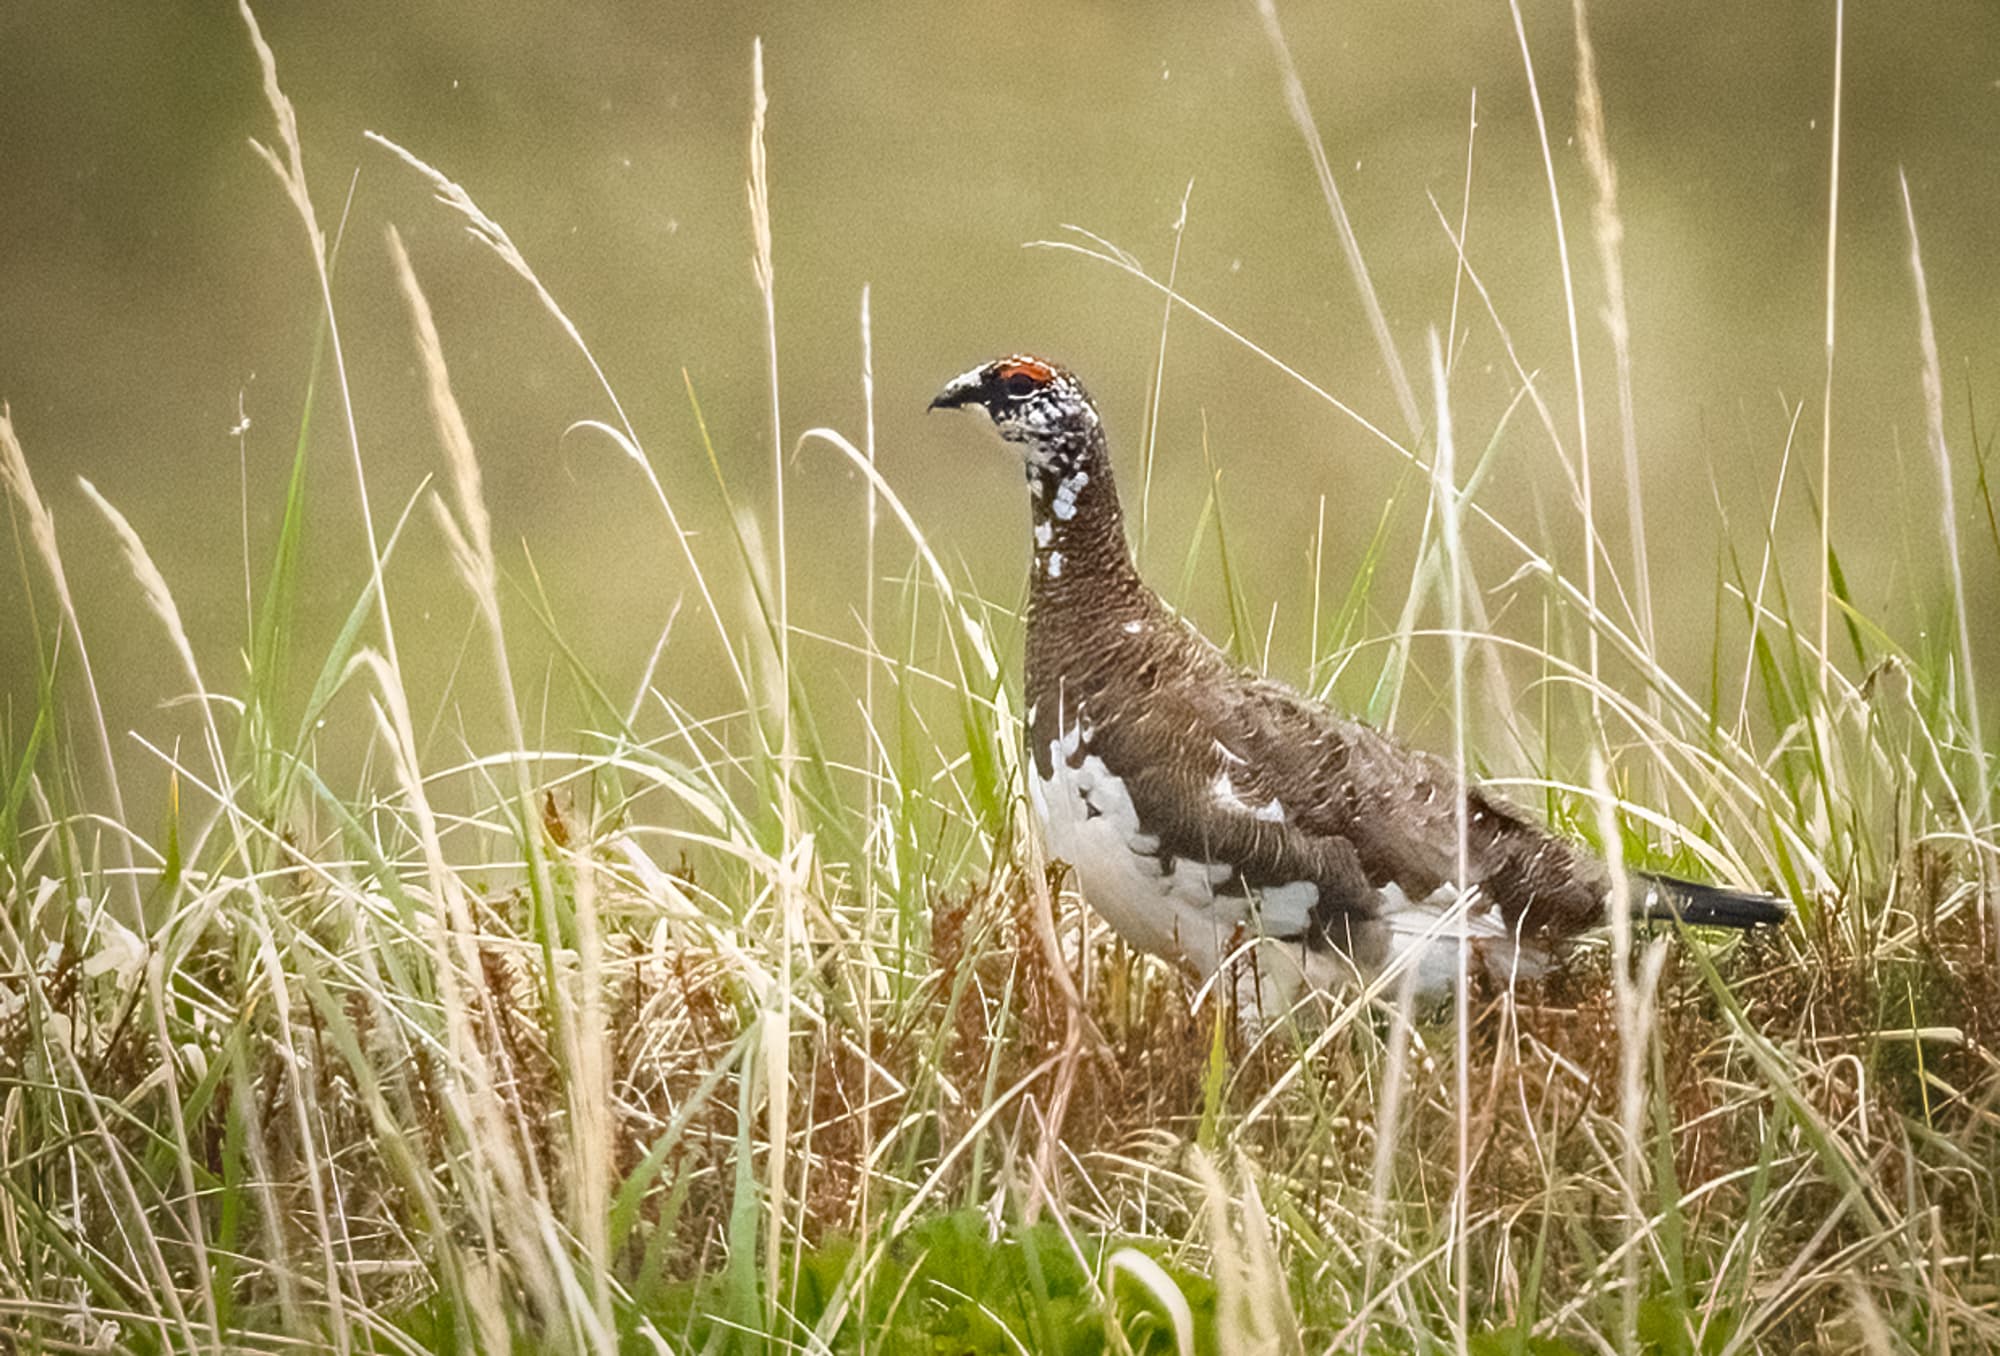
3 2 1997 791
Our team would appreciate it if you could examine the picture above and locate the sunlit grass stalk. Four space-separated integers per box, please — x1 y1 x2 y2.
387 225 617 1348
1194 1151 1303 1355
1507 0 1601 725
1255 0 1423 444
1442 89 1478 377
1137 181 1194 563
1898 173 1994 926
743 41 808 1329
1357 966 1418 1339
241 1 398 749
1817 0 1848 716
1591 752 1669 1355
1427 329 1475 1355
72 477 227 1345
234 20 416 1333
1574 0 1656 660
856 279 880 1337
357 644 573 1335
358 134 754 709
0 411 141 924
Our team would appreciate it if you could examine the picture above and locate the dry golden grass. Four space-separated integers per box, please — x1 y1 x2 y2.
2 4 1996 1352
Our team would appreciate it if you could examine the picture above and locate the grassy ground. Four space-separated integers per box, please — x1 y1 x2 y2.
2 6 1996 1353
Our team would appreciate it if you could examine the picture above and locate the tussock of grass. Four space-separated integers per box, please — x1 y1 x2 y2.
2 5 1997 1355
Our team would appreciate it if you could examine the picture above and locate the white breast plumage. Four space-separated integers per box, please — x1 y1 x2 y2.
1028 723 1321 978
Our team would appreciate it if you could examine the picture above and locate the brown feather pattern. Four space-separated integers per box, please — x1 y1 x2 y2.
934 353 1784 990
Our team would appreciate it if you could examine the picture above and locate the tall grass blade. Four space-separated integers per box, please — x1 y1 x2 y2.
1898 172 1993 921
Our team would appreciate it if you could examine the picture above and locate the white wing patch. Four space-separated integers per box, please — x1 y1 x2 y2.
1374 882 1543 993
1210 769 1285 824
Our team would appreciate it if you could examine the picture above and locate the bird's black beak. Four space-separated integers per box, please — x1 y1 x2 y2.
928 366 988 413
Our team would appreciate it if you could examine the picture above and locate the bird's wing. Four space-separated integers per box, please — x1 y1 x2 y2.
1072 674 1400 943
1084 669 1611 942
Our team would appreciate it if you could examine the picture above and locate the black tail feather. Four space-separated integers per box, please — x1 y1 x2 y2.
1636 874 1789 929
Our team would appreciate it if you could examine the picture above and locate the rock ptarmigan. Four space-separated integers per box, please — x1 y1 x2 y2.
932 354 1786 1017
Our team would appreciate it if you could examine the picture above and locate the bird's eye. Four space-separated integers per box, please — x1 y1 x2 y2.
1002 371 1038 398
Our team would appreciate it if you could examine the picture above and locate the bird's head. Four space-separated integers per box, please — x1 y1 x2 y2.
929 354 1100 471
